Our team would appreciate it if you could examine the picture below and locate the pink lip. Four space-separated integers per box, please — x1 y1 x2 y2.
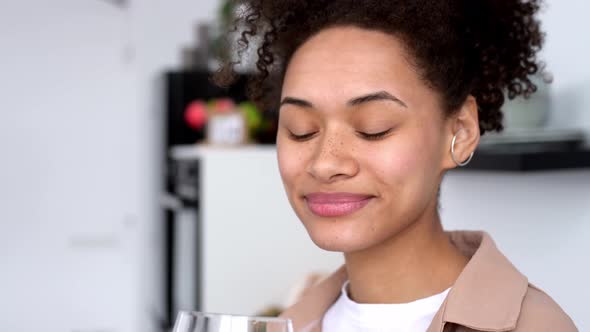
305 192 374 217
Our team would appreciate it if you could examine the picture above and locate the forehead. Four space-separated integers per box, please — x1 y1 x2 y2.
282 26 423 102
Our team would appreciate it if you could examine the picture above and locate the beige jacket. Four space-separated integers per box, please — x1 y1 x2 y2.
280 231 578 332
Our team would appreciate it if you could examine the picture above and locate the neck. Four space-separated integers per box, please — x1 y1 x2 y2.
343 204 468 304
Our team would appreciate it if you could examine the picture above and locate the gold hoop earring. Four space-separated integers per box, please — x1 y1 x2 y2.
451 128 474 167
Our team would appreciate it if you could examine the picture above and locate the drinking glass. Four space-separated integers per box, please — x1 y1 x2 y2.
172 311 293 332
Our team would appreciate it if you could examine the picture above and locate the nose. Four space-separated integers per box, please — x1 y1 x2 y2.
306 133 359 183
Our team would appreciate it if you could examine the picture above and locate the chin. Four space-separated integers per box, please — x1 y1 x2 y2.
303 220 381 253
310 237 366 253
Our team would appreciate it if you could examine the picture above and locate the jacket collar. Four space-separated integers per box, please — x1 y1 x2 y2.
280 231 529 332
280 265 347 332
440 231 529 331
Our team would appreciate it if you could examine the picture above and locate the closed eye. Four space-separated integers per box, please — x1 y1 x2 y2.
287 129 393 141
288 131 317 141
357 128 393 141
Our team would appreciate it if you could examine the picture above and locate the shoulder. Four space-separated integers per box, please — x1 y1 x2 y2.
514 283 578 331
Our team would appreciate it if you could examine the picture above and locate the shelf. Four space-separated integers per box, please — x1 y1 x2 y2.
461 146 590 171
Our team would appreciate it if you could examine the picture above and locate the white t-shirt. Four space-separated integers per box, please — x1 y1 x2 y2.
322 281 450 332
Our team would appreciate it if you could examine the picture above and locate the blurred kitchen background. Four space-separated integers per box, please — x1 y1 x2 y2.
0 1 589 331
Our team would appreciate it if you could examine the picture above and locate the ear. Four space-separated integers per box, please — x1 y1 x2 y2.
440 95 481 171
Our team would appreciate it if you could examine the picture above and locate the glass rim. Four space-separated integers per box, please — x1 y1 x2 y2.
176 310 292 324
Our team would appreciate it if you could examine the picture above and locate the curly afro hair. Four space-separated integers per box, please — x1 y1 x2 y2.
214 0 545 135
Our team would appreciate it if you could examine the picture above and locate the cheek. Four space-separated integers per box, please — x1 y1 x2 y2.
369 140 423 182
368 125 440 189
276 138 306 190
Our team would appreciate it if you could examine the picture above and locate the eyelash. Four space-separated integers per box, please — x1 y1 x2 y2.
357 128 393 141
288 131 317 142
288 128 393 142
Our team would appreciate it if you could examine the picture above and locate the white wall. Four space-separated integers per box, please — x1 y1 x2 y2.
0 1 219 331
0 2 139 331
541 1 590 130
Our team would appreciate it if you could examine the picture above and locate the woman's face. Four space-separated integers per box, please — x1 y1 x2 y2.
277 26 452 253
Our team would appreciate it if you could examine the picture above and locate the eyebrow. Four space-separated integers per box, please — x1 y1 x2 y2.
280 90 408 109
